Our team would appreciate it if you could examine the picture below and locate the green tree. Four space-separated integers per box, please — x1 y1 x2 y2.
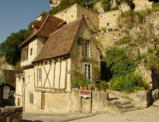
0 30 31 65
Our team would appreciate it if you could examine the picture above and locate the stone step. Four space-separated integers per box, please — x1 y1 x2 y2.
120 107 137 113
110 100 131 105
116 103 134 109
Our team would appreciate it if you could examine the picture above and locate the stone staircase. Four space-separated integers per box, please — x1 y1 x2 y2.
105 93 137 113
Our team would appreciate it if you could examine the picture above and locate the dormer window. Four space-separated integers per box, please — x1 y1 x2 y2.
83 41 90 58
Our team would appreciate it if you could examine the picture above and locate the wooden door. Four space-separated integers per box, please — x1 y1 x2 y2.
41 92 45 109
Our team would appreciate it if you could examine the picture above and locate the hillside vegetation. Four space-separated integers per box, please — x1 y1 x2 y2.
100 2 159 92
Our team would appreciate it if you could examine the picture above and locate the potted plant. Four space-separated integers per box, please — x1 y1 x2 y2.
72 77 80 89
84 79 89 90
100 81 109 92
79 79 89 91
78 80 85 91
95 84 100 91
88 83 94 91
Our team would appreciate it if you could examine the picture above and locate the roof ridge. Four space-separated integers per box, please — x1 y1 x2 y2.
19 15 64 47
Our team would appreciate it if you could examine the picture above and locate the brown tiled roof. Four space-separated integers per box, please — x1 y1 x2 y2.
33 17 83 63
19 15 65 47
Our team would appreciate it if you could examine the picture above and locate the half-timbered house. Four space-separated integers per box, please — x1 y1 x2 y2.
16 16 101 113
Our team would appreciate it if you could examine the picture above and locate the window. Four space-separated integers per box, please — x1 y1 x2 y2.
84 63 91 82
30 93 34 104
83 41 90 58
37 69 42 81
30 48 33 56
22 46 28 61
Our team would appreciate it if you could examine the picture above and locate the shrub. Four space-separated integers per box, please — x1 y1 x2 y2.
100 0 111 11
73 76 89 87
79 79 89 86
111 73 143 93
104 47 136 77
121 36 132 44
152 1 159 11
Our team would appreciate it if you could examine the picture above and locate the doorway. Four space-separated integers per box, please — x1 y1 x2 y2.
41 92 45 109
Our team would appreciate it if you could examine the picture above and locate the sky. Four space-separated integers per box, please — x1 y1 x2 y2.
0 0 50 43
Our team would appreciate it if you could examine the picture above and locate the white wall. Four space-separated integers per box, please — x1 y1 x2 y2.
15 76 23 107
21 38 44 67
34 58 71 92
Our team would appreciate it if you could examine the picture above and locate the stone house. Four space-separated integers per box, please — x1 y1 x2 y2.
16 15 101 113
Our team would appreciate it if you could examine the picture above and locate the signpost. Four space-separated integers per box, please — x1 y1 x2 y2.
80 90 90 98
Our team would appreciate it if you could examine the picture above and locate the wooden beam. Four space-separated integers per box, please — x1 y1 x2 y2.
59 61 61 89
53 62 56 89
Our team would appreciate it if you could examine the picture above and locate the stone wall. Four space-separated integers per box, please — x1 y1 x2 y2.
111 90 148 108
54 4 78 24
135 63 152 88
0 106 22 122
133 0 152 11
54 4 99 31
22 88 110 113
98 10 122 30
94 31 121 51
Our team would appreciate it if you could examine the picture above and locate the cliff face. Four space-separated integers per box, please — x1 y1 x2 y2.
111 0 152 12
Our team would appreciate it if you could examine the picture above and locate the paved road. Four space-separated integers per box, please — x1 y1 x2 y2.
23 113 95 122
23 100 159 122
70 105 159 122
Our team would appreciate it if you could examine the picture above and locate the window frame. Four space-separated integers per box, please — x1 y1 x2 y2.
37 69 42 81
83 63 92 83
83 41 90 58
30 48 33 56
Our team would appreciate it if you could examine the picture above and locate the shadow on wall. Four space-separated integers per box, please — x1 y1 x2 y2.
146 65 159 107
151 66 159 89
100 61 112 81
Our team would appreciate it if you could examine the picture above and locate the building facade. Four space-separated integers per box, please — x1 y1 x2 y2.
15 15 101 113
